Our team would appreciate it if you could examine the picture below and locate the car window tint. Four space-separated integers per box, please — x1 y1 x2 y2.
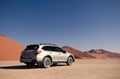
26 45 39 50
42 46 52 51
52 47 63 52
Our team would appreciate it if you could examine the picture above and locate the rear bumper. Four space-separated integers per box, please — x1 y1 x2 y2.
20 58 36 63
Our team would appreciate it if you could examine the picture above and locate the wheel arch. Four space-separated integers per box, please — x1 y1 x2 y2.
68 55 75 62
43 55 52 62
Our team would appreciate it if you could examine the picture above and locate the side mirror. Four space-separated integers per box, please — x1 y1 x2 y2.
63 50 66 53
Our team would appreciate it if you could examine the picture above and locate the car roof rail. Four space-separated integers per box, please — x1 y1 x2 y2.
39 43 57 46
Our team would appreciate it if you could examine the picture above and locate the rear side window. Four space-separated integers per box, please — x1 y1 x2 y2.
42 46 64 52
42 46 52 51
25 45 39 50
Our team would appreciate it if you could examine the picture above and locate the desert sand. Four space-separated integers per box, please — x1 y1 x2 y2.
0 59 120 79
0 35 24 60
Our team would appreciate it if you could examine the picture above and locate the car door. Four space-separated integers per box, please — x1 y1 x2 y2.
42 46 59 61
52 47 68 61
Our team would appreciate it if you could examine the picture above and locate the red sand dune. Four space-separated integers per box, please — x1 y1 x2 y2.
0 35 25 60
62 46 96 59
84 49 120 58
1 34 119 60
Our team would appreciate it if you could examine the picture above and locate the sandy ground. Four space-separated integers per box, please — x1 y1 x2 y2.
0 59 120 79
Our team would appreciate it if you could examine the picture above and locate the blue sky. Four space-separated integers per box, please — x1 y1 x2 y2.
0 0 120 52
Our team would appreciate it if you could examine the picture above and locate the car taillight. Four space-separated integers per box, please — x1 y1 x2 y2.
35 50 41 55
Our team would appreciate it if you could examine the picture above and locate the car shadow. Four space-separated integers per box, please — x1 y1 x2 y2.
0 65 39 69
0 64 67 70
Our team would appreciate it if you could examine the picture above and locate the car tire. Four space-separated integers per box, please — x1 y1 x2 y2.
41 57 52 68
66 56 73 66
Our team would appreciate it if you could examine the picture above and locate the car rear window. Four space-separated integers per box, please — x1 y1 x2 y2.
25 45 39 50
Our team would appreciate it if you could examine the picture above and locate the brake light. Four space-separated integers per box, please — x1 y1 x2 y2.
35 50 41 55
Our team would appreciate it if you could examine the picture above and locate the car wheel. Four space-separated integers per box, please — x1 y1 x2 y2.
66 56 73 66
41 57 52 68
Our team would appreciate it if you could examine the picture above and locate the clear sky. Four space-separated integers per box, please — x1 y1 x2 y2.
0 0 120 52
